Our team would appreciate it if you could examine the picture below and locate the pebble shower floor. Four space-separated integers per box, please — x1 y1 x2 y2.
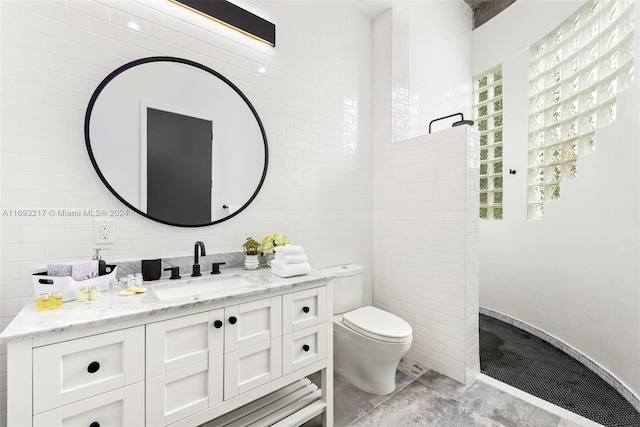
479 314 640 427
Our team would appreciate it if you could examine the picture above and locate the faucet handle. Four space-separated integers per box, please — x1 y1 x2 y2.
211 262 226 275
164 266 181 280
192 264 201 277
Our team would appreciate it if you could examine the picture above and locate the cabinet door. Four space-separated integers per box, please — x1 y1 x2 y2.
224 296 282 399
283 323 327 375
32 326 144 415
32 382 144 427
146 309 225 426
282 287 327 334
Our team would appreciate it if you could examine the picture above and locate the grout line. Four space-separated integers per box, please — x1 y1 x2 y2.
480 307 640 414
343 366 582 427
345 372 416 427
477 373 605 427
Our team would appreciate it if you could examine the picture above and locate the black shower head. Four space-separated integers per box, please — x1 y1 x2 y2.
452 119 474 127
429 112 474 133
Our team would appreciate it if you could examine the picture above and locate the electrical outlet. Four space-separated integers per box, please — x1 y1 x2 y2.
95 219 115 244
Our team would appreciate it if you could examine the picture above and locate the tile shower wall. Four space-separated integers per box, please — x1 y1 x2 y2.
372 127 480 386
0 1 373 424
390 2 473 142
474 1 640 399
372 4 479 385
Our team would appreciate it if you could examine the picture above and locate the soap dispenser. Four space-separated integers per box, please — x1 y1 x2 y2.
93 248 109 276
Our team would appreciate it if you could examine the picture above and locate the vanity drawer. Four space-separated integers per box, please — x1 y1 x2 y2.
282 287 326 334
33 382 144 427
32 326 145 415
282 323 327 375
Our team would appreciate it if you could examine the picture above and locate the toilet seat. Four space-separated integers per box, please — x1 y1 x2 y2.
342 306 412 343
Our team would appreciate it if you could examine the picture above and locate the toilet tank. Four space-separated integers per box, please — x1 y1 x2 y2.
321 264 363 314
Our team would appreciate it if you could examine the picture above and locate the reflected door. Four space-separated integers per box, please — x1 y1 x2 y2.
146 108 213 225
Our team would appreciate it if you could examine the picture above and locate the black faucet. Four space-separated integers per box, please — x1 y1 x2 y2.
211 262 226 274
192 241 206 277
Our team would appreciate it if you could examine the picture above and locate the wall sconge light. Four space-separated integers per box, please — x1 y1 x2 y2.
170 0 276 47
428 112 474 134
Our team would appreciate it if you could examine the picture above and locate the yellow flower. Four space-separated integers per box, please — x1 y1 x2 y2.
261 233 291 255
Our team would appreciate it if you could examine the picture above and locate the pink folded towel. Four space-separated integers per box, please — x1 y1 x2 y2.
270 259 311 278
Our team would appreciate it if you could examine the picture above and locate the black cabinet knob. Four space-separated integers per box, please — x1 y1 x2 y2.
302 306 310 313
228 316 237 325
87 361 100 373
90 422 100 427
302 344 310 352
213 320 223 329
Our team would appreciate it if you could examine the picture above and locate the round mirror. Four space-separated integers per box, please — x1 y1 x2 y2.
85 56 268 227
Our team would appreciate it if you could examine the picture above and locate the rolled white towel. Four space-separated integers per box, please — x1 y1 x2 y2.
270 259 311 278
274 253 308 264
274 244 304 255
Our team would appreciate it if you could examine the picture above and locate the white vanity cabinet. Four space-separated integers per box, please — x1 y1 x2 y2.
29 326 146 427
282 287 326 334
4 275 334 427
146 309 225 426
282 288 328 375
32 383 145 427
146 296 284 425
224 296 283 400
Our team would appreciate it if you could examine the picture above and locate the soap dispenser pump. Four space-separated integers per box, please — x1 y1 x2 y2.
93 248 109 276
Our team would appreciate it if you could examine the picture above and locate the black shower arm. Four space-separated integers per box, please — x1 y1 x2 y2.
428 113 464 134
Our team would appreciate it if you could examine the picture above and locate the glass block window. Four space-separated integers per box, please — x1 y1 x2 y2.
474 65 504 220
528 0 634 221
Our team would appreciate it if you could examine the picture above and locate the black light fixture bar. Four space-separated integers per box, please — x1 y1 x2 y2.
171 0 276 47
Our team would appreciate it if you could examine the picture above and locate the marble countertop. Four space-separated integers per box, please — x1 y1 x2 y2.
0 266 333 344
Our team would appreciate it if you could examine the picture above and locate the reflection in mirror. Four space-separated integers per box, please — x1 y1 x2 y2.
85 57 268 227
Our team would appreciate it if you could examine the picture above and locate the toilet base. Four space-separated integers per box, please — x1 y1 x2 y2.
333 319 412 395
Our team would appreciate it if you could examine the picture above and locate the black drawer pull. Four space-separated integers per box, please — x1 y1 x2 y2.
228 316 237 325
87 361 100 373
90 422 100 427
302 344 310 352
302 306 310 313
213 320 223 329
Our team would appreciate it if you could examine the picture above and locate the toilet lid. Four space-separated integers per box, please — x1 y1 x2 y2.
342 306 412 343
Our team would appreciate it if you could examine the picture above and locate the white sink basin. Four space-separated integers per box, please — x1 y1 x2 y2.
153 274 261 301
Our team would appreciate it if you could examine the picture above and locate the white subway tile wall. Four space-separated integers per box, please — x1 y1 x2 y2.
373 3 478 385
0 1 374 424
372 128 480 385
390 1 473 143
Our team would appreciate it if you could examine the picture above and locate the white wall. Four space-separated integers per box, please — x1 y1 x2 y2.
0 1 374 424
372 2 478 385
372 127 480 385
475 0 640 397
391 1 473 141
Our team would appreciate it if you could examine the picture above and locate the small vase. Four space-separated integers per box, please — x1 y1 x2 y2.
264 253 275 267
244 254 259 270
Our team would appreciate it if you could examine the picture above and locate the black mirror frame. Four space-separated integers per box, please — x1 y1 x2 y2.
84 56 269 227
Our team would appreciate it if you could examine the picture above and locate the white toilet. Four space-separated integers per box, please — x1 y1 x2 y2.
322 264 413 395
